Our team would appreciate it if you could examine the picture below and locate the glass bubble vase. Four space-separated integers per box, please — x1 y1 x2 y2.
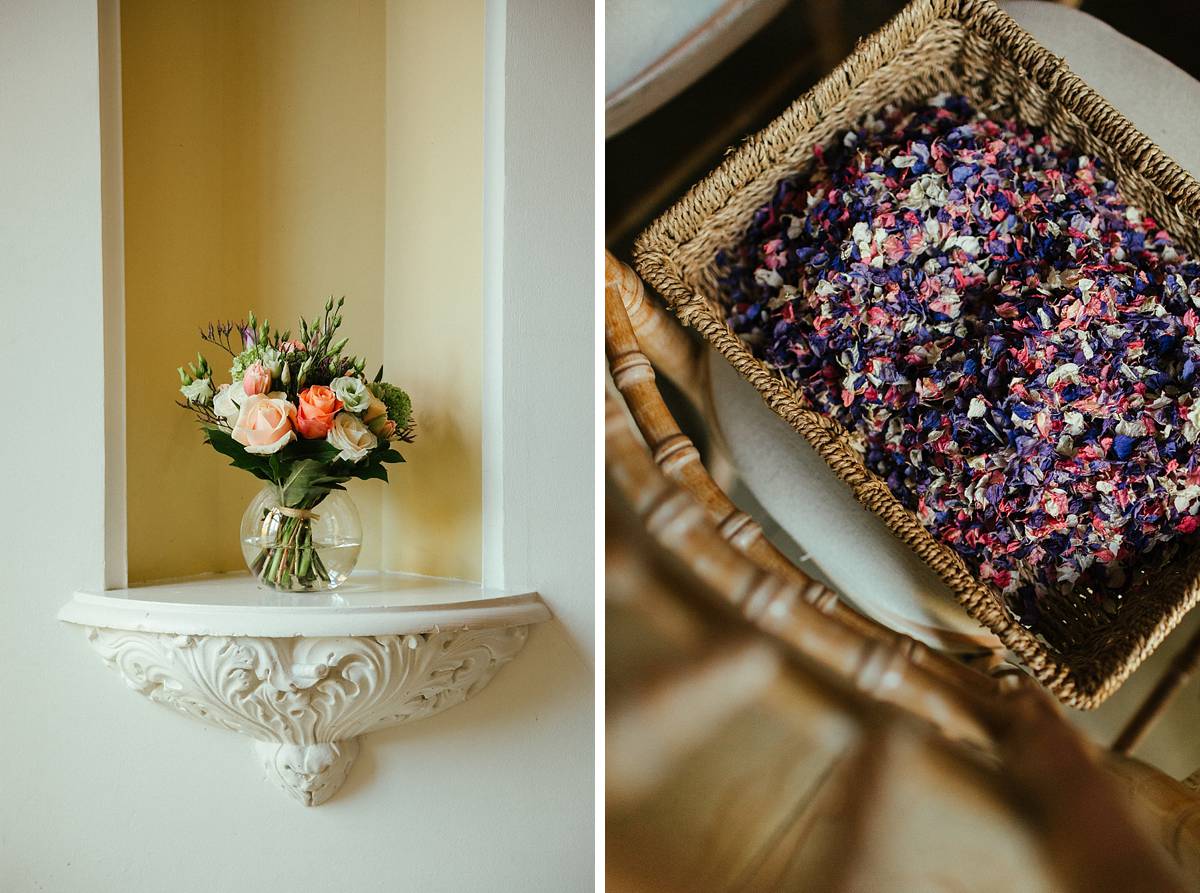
240 486 362 592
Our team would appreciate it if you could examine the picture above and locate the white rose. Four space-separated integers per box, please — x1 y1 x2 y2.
180 378 214 405
326 411 377 462
213 383 241 422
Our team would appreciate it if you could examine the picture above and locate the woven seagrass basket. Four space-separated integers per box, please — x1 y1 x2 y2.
634 0 1200 708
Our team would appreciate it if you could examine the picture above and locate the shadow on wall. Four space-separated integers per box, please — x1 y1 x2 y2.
382 394 482 578
334 620 592 806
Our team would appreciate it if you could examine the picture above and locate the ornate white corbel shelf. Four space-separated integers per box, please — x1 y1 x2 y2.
59 572 549 806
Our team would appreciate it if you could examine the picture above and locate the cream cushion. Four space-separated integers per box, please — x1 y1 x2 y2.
604 0 729 97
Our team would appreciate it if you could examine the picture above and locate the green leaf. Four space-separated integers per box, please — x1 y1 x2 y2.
203 423 404 499
203 427 274 483
278 458 351 507
351 463 389 483
283 437 341 463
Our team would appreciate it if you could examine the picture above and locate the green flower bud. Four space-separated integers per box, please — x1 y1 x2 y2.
178 366 193 385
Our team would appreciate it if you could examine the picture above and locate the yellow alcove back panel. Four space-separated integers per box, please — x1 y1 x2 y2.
380 0 484 581
123 0 483 583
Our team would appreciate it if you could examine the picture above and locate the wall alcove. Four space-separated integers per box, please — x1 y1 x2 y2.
59 0 553 809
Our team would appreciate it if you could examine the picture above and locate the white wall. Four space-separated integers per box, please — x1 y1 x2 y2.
0 1 592 890
483 0 596 664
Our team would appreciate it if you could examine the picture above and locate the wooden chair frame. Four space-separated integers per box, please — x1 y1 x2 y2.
606 248 1200 886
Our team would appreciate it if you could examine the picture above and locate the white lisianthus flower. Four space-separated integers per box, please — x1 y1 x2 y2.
258 347 284 379
327 411 377 462
213 383 241 422
330 376 371 413
180 377 214 405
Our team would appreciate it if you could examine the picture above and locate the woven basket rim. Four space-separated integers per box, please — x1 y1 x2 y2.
633 0 1200 708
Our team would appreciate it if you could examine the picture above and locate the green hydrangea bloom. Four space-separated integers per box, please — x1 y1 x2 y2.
370 382 412 428
230 346 259 382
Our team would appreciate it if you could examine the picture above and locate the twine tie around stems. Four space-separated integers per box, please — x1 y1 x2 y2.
271 506 321 521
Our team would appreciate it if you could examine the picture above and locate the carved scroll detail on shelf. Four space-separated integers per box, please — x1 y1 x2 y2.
84 626 530 805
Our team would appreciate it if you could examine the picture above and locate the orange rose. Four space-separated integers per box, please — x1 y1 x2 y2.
295 385 342 439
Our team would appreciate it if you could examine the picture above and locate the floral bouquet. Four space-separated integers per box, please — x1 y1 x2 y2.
177 297 413 591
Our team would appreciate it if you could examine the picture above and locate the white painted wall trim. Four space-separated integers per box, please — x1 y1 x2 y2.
98 0 127 590
481 0 595 661
482 0 507 590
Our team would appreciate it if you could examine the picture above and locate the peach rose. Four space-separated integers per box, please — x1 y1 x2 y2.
294 385 342 439
231 393 296 454
242 361 272 396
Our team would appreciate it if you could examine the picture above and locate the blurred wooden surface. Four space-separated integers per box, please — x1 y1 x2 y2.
608 392 1194 891
606 251 1199 892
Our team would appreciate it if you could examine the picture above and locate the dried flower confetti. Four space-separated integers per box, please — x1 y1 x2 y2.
717 93 1200 628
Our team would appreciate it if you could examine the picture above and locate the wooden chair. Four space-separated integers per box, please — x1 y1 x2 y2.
606 249 1200 890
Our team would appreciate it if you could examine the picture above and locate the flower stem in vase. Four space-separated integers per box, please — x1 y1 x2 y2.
297 522 313 580
250 493 335 591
